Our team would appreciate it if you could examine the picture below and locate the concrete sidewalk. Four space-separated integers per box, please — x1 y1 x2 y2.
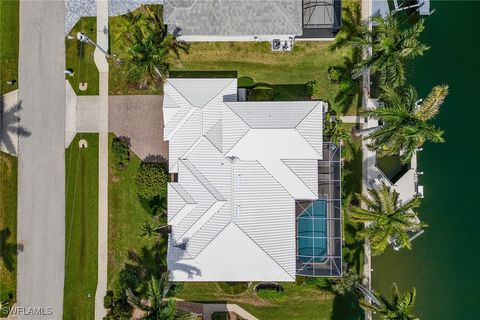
94 1 109 319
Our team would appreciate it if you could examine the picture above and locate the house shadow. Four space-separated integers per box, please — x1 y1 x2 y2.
169 70 238 79
1 96 31 155
272 84 308 101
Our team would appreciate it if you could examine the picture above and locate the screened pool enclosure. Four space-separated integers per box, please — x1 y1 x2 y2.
296 143 342 277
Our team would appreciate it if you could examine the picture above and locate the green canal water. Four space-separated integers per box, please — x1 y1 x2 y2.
372 1 480 319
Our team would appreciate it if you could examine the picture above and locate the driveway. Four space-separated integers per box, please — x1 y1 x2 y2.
109 95 168 161
16 1 66 319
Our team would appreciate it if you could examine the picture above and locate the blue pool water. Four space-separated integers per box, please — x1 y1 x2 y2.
297 200 327 263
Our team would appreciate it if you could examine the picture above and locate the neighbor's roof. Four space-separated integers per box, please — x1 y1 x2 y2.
163 0 303 37
164 78 325 281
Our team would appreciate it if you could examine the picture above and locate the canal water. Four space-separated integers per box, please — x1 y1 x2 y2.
372 1 480 319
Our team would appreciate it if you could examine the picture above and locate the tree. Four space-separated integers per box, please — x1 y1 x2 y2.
348 183 427 255
135 162 168 199
330 267 361 295
351 14 429 87
361 283 419 320
126 274 193 320
139 216 167 239
119 5 189 88
364 85 448 163
324 114 352 145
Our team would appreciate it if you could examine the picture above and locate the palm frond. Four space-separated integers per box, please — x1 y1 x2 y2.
415 85 449 121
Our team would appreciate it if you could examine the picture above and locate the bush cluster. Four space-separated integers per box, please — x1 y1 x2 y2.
306 80 321 97
112 136 130 168
135 162 168 199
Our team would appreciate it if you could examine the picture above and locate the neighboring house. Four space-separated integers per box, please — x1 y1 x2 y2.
164 78 342 281
163 0 341 44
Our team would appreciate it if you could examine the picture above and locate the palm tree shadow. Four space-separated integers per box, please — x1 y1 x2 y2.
0 227 18 272
333 57 361 114
1 96 31 155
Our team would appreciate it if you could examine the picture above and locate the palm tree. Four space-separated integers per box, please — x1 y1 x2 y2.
364 85 448 163
348 183 427 255
324 114 352 145
119 5 189 88
361 283 419 320
139 216 167 239
351 13 429 87
126 274 193 320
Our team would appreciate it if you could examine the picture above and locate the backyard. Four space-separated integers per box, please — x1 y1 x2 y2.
63 134 99 320
65 17 99 95
0 152 17 316
0 0 19 94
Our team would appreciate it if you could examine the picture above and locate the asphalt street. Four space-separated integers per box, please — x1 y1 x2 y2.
17 0 66 318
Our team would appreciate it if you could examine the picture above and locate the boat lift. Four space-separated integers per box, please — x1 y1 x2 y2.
392 0 436 16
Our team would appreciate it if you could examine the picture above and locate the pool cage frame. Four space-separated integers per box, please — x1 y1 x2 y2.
296 142 342 277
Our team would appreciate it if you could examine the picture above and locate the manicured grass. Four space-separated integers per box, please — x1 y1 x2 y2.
0 0 19 94
0 151 17 315
63 134 99 320
107 134 157 289
171 41 359 114
65 17 99 95
179 282 338 320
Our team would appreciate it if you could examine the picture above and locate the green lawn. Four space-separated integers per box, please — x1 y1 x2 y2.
0 152 17 315
63 134 99 320
107 134 157 289
0 0 19 95
171 41 359 114
65 17 99 95
179 281 363 320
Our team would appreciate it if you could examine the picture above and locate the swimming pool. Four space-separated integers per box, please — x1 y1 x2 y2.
297 200 327 263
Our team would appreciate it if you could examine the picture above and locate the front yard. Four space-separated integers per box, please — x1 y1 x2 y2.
0 152 17 316
63 134 99 320
65 17 99 95
0 0 19 95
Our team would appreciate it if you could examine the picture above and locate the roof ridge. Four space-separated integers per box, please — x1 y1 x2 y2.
181 159 226 201
202 78 237 109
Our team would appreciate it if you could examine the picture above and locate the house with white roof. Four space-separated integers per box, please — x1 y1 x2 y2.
163 0 342 44
164 78 342 281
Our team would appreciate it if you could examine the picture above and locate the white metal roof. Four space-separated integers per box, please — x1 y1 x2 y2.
164 78 325 281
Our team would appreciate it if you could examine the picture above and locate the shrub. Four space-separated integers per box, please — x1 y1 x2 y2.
126 66 144 85
112 136 130 168
330 268 361 295
305 276 331 289
328 66 342 84
135 162 168 199
256 288 286 301
238 76 255 88
103 290 114 308
306 80 321 97
339 78 357 96
248 87 273 101
212 312 230 320
167 282 184 297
